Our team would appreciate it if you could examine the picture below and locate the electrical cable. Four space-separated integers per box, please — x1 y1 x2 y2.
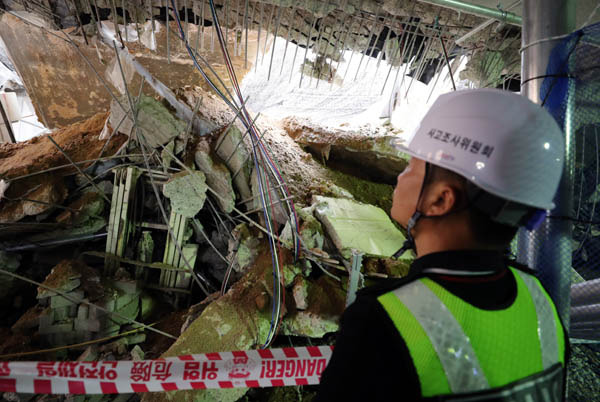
168 0 301 347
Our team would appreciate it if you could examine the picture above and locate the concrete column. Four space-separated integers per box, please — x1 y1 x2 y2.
517 0 575 326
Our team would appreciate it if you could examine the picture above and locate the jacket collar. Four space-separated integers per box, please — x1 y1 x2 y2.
409 249 507 275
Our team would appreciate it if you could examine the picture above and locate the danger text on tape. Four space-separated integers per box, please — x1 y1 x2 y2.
0 346 334 394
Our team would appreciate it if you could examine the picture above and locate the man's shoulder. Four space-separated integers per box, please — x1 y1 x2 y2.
356 273 421 299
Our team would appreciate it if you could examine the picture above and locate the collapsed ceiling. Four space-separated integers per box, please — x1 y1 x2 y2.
0 0 527 131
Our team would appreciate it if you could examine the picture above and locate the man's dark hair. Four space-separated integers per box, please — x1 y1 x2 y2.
424 164 519 248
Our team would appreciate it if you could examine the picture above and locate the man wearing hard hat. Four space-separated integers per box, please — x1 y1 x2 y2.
316 89 569 401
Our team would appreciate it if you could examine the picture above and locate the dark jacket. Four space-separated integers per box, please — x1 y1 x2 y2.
315 250 570 402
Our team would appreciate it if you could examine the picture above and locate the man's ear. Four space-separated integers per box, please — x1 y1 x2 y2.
422 182 459 217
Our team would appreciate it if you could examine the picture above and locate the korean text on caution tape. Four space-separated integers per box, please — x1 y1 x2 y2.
0 346 333 394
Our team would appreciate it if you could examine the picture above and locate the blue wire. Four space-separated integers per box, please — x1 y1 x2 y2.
169 0 280 347
170 0 302 346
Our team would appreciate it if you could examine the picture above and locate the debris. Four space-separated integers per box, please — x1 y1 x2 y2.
105 46 135 95
282 276 346 338
214 126 253 204
283 117 409 184
0 176 67 224
227 223 262 274
313 195 407 258
144 255 277 402
0 112 125 179
292 275 310 310
107 95 186 148
195 139 235 213
130 344 145 361
163 171 208 218
281 205 325 251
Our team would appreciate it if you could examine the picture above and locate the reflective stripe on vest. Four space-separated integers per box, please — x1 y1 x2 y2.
378 267 565 397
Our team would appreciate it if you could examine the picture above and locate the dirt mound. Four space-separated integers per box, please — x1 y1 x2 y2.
0 112 127 179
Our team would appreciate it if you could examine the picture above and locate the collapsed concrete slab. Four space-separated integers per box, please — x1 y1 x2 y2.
313 195 407 259
142 256 275 402
283 117 409 184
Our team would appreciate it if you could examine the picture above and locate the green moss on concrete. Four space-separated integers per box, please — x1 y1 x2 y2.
323 168 394 212
148 259 276 402
163 171 207 218
282 264 303 287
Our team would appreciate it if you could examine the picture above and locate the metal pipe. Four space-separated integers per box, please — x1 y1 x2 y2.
2 233 108 252
346 250 364 307
571 279 600 307
455 0 522 44
517 0 575 327
570 304 600 324
416 0 521 26
570 320 600 330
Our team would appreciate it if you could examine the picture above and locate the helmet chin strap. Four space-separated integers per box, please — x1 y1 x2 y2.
393 162 430 258
393 211 422 258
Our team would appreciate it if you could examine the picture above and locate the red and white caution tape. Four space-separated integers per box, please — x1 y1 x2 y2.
0 346 333 394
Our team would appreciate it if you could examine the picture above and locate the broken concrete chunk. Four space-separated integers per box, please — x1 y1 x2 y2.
195 139 235 213
131 344 145 361
55 191 104 226
281 205 325 251
105 46 135 95
313 195 406 258
108 95 186 148
282 263 305 287
227 223 262 274
0 176 67 224
214 126 253 203
50 290 84 308
282 276 346 338
162 171 207 218
292 276 310 310
160 140 175 171
37 260 84 299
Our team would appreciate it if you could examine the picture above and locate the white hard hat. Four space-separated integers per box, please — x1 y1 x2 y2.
391 89 565 210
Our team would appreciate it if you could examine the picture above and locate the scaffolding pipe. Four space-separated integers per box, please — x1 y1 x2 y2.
571 279 600 307
517 0 575 327
416 0 521 26
455 0 522 44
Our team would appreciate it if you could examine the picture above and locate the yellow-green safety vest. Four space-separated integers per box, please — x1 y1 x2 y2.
378 267 565 398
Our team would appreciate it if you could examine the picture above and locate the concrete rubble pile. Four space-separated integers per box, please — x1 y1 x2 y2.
0 5 417 402
0 86 415 401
